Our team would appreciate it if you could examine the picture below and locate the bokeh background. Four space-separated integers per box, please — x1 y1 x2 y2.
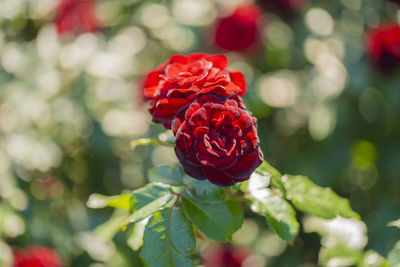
0 0 400 266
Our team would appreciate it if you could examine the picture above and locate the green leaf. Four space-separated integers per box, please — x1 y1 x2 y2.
388 241 400 267
120 183 176 227
255 161 286 195
148 165 183 186
283 175 358 219
140 207 195 267
250 188 299 243
388 219 400 229
185 180 228 204
131 183 174 210
87 193 131 210
182 196 243 242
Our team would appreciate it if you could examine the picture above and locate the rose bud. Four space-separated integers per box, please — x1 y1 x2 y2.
214 3 262 52
172 94 263 187
258 0 305 18
366 23 400 73
142 53 247 129
13 245 63 267
55 0 99 36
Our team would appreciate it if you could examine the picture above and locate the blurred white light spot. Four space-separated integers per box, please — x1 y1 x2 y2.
232 219 259 245
102 110 149 136
29 0 59 19
256 232 287 257
1 0 24 19
1 44 25 74
258 71 299 108
172 0 216 26
308 105 336 141
264 20 293 49
305 8 334 36
242 255 265 267
141 4 170 28
76 232 115 262
36 25 60 65
162 26 195 52
8 188 28 211
151 146 178 166
0 240 13 267
87 52 129 77
4 214 25 237
108 27 147 58
96 79 130 102
37 68 61 96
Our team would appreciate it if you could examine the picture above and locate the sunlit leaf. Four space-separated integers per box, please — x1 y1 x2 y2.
250 188 299 243
140 207 195 267
283 175 358 219
87 193 131 210
121 183 176 227
182 196 243 242
255 161 285 195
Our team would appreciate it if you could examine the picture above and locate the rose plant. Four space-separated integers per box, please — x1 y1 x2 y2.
88 53 391 267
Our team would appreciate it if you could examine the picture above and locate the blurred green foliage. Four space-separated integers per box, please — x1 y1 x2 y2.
0 0 400 266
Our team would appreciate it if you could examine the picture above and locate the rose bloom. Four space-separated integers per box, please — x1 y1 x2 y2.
366 23 400 72
55 0 99 35
13 245 63 267
214 3 261 52
258 0 304 17
172 95 263 186
143 53 247 129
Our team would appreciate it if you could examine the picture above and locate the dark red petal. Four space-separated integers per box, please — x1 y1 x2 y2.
223 148 263 179
203 167 248 186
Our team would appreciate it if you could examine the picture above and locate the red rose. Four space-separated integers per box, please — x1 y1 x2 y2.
172 95 263 186
366 23 400 72
143 53 247 129
214 3 261 52
55 0 99 36
13 245 63 267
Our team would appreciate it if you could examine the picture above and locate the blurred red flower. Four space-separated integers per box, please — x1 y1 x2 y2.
202 244 255 267
13 245 63 267
55 0 99 36
214 3 261 52
143 53 247 129
172 94 263 187
366 23 400 72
